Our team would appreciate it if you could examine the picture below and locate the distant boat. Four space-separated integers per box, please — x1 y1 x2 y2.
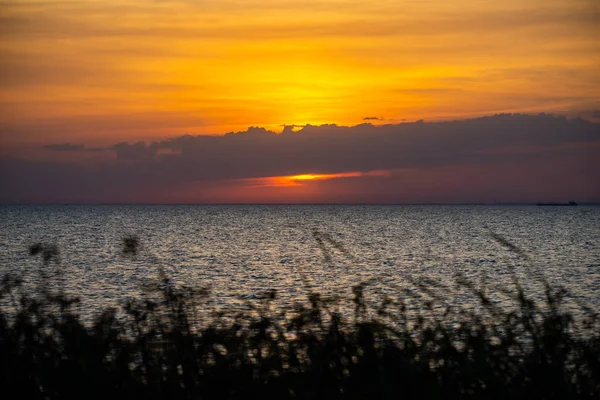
536 201 578 206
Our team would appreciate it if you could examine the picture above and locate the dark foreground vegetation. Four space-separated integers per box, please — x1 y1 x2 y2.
0 237 599 399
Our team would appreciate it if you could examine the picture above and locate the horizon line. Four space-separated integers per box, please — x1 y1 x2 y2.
1 202 598 206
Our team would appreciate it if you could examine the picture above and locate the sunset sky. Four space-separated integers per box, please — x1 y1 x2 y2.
1 0 599 203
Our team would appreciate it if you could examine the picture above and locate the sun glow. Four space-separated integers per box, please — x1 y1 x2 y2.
243 170 391 188
2 0 597 146
245 172 361 187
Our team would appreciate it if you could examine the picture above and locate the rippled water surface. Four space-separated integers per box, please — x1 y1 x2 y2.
1 205 599 320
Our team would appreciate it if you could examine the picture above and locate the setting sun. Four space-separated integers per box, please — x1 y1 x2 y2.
243 172 366 188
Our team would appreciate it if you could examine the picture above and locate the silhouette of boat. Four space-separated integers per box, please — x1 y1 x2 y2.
536 201 578 206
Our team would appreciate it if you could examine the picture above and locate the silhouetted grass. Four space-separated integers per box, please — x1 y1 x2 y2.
0 238 598 399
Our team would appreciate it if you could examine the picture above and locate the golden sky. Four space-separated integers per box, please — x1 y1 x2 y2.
1 0 599 147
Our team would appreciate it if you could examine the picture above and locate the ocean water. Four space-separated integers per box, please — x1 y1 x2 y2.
1 205 599 321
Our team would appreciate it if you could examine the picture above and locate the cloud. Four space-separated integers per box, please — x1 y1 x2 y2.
42 143 85 152
2 114 600 203
362 117 384 121
111 142 157 161
41 143 106 153
593 110 600 119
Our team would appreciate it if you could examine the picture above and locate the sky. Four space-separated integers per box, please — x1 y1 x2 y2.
1 0 599 203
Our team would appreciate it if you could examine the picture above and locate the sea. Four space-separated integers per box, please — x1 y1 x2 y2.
1 205 599 323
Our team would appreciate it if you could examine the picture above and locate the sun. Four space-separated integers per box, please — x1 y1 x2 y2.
242 172 365 187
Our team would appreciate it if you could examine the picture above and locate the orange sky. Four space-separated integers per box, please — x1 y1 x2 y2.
1 0 599 148
1 0 599 204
